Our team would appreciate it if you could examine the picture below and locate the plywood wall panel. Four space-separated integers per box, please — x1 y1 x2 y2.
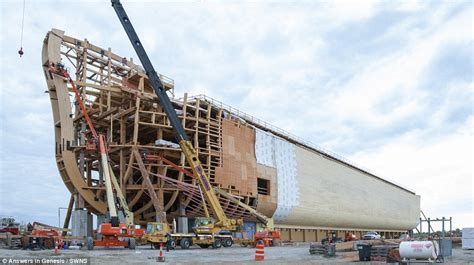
214 119 258 195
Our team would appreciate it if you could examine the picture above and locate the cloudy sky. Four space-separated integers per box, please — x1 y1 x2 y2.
0 0 472 230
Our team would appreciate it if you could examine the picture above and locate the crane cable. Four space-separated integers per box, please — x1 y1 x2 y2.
18 0 26 57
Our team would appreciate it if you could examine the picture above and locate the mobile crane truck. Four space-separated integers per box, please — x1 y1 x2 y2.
111 0 280 249
111 0 243 249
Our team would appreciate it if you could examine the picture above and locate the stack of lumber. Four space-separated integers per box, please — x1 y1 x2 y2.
335 239 401 252
309 242 328 255
281 241 298 246
370 245 398 260
335 241 356 251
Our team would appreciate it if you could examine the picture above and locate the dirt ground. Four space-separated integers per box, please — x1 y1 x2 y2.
0 244 473 264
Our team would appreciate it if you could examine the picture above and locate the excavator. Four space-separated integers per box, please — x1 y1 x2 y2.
110 0 280 249
47 62 144 250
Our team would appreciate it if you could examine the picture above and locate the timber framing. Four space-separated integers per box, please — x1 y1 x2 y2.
42 29 259 224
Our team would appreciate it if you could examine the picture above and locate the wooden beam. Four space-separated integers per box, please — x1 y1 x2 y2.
132 147 166 222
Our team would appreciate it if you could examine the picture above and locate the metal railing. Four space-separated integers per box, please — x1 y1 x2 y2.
159 74 174 87
182 94 415 194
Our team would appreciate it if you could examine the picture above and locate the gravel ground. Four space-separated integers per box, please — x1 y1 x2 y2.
0 244 472 264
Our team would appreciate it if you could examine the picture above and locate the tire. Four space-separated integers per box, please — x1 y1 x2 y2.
223 238 233 248
240 243 248 247
180 238 191 249
129 238 136 249
87 237 94 250
213 239 222 249
198 244 210 248
170 239 177 249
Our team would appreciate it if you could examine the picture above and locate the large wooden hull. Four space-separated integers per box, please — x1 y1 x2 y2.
42 29 419 233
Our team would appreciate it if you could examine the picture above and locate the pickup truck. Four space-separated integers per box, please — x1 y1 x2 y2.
362 231 381 240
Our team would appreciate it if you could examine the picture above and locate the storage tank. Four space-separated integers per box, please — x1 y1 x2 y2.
42 29 420 237
400 241 439 260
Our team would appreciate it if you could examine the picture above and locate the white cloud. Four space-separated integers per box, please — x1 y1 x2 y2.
325 0 378 24
350 116 474 227
327 6 471 128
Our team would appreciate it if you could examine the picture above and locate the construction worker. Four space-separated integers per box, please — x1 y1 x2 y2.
165 232 171 252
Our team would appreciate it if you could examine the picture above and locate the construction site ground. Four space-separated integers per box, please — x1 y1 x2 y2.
0 244 473 264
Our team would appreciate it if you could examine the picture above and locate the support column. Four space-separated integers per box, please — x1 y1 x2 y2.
71 194 88 238
177 195 188 233
71 121 91 238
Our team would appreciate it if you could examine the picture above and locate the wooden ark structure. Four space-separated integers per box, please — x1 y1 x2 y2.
42 29 420 241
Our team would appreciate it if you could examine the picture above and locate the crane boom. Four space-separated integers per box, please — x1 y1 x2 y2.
111 0 230 227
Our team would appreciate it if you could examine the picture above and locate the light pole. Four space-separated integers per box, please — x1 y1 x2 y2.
58 207 69 228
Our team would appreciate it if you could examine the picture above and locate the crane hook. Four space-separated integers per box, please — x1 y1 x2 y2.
18 0 26 58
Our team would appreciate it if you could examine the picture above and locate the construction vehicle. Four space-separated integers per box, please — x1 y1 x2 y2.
0 218 20 235
252 230 282 247
0 218 22 249
320 231 357 245
86 134 145 250
48 62 144 250
214 187 281 247
21 222 62 250
344 232 358 242
144 187 281 249
145 222 235 249
1 219 66 250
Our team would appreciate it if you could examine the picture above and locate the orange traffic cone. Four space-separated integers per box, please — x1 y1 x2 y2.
157 243 165 262
255 242 265 261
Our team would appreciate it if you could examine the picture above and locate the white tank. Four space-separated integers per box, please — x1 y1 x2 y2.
399 241 439 260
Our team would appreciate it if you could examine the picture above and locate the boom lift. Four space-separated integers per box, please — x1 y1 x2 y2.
111 0 243 242
47 63 144 250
